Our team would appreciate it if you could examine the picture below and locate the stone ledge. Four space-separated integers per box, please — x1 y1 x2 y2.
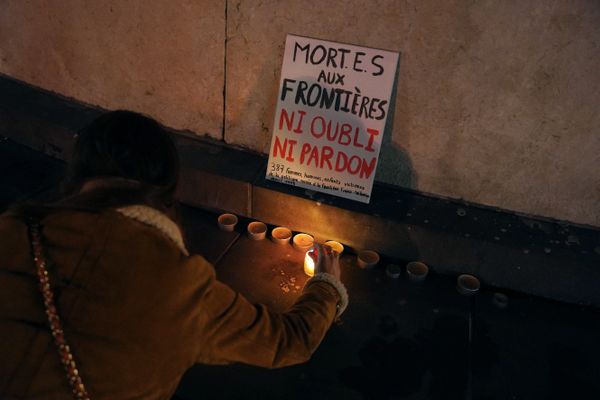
1 74 599 307
252 175 600 307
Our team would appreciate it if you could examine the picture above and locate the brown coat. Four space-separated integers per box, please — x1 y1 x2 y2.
0 204 347 399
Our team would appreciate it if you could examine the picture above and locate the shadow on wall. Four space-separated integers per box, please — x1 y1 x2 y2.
375 54 419 191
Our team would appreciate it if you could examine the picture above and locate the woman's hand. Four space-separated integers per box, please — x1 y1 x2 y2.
310 243 341 280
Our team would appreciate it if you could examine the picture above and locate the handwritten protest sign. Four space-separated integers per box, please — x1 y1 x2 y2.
266 34 399 203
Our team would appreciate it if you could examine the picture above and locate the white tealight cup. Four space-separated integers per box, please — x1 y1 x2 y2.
492 292 509 309
271 227 292 245
406 261 429 282
457 274 480 296
357 250 380 269
324 240 344 255
247 221 267 240
386 264 402 279
217 213 238 232
293 233 314 252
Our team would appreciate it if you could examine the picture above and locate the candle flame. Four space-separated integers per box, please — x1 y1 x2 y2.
304 251 315 277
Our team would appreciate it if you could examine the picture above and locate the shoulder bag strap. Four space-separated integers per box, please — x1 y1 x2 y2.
27 221 91 400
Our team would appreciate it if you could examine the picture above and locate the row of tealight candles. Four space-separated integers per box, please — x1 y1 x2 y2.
217 213 344 276
217 213 483 296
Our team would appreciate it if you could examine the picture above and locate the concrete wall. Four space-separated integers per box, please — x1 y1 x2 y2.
1 0 599 227
0 0 224 137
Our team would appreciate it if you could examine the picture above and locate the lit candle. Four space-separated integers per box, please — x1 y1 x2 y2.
304 250 315 277
293 233 314 252
324 240 344 255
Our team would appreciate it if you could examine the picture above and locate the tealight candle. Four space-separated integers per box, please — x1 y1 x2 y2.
386 264 401 279
457 274 480 296
357 250 380 269
217 213 238 232
247 221 267 240
406 261 429 282
324 240 344 255
271 227 292 245
492 292 508 309
293 233 314 252
304 250 315 277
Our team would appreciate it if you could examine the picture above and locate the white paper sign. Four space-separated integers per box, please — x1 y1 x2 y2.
266 34 399 203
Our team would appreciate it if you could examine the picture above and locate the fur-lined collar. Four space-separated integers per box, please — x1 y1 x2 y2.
116 205 189 256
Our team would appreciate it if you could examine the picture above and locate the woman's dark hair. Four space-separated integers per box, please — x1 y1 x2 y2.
61 110 180 211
